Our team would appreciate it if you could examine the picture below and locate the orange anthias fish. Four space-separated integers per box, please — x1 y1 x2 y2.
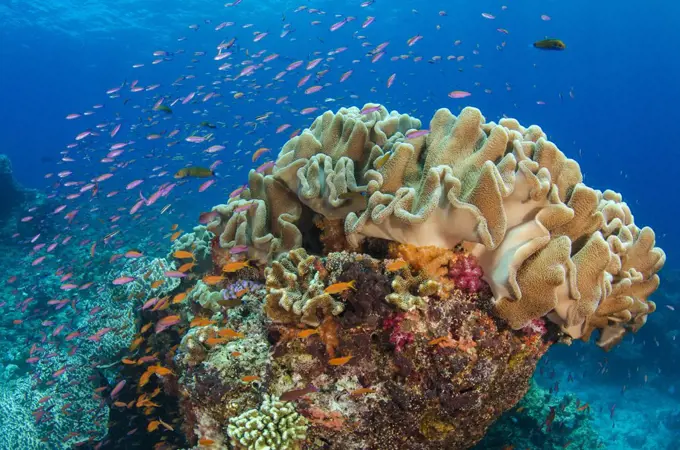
205 337 230 347
298 329 319 338
147 420 160 432
203 275 224 285
386 260 408 271
329 355 353 366
172 292 187 304
190 317 216 327
324 280 356 295
173 250 194 259
241 375 260 382
177 262 195 273
218 328 244 338
222 261 250 273
198 439 215 446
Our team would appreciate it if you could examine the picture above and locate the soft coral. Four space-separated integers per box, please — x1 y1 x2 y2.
449 254 484 293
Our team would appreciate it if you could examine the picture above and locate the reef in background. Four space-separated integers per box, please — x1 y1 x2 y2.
96 105 664 449
0 154 52 243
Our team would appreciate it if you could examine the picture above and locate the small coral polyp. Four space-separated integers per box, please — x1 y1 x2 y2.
208 104 665 350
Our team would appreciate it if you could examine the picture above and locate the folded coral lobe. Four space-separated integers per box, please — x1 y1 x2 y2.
211 104 665 350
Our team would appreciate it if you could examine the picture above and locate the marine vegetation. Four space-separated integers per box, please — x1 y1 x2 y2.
96 105 664 449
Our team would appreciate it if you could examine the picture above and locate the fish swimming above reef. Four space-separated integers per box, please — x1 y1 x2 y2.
174 166 214 179
533 38 566 50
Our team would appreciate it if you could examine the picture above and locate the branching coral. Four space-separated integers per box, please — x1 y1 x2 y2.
386 268 440 311
227 395 308 450
209 105 664 349
168 225 214 273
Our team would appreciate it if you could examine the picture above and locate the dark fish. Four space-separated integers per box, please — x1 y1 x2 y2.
533 38 566 50
200 121 217 129
174 166 214 179
154 105 173 114
280 384 318 401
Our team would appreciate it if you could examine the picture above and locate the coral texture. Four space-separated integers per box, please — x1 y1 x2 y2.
227 395 309 450
208 105 665 349
170 250 551 450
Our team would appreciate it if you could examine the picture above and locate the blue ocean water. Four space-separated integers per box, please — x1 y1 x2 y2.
0 0 678 448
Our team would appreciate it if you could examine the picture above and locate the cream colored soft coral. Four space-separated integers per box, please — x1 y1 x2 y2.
209 104 665 349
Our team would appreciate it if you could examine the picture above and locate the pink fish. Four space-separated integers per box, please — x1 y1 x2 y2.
361 105 381 115
126 179 144 190
362 16 375 28
306 58 323 70
185 136 207 143
198 179 215 192
66 113 81 120
181 91 196 104
164 271 187 278
406 129 430 139
253 31 268 42
301 107 318 115
205 145 225 153
340 70 353 82
110 380 126 398
198 211 219 224
276 124 291 133
112 276 135 285
305 85 323 94
386 73 396 88
330 19 347 31
286 60 303 71
448 90 471 99
297 74 311 87
407 35 423 46
32 256 46 266
230 245 249 254
482 12 495 19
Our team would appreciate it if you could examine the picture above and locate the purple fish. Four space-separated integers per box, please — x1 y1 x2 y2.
405 129 430 139
230 245 249 254
198 211 219 224
361 105 381 115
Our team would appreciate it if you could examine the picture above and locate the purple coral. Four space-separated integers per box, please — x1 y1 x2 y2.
449 254 484 293
221 280 262 301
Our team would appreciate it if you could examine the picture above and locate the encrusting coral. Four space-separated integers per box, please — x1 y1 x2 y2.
207 105 665 349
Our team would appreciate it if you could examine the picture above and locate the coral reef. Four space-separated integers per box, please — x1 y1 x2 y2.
475 379 602 449
105 105 667 450
207 105 665 349
172 251 550 450
0 154 52 242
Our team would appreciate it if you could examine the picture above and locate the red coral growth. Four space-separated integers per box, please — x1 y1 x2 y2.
382 313 413 352
449 254 485 293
